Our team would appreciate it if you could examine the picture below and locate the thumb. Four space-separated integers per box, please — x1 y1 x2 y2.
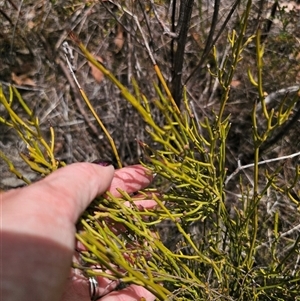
2 163 115 240
38 162 115 223
1 163 114 301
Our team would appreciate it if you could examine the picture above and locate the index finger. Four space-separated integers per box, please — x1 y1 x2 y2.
108 165 154 197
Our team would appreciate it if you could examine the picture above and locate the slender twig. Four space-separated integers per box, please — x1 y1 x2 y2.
149 0 178 38
260 0 278 44
225 151 300 185
10 0 23 56
138 0 155 46
104 2 180 115
102 0 144 49
61 41 122 168
185 0 241 85
58 58 100 138
0 80 43 91
171 0 194 108
170 0 177 69
257 223 300 251
256 85 300 111
207 44 230 106
0 150 30 184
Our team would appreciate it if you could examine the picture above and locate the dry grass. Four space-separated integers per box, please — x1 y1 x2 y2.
1 1 299 184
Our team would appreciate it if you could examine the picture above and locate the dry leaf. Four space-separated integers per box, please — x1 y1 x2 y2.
114 24 125 53
11 72 36 86
230 80 241 88
27 20 35 30
191 31 202 49
88 55 104 83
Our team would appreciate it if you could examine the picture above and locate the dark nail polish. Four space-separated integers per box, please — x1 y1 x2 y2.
91 159 113 167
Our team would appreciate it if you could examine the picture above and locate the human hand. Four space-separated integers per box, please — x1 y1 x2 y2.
1 163 156 301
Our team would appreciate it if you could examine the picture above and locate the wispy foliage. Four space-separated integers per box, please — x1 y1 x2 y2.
1 0 300 300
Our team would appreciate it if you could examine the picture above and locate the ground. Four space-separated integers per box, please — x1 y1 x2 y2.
1 1 300 190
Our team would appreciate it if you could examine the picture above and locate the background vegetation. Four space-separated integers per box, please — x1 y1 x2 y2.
1 0 300 300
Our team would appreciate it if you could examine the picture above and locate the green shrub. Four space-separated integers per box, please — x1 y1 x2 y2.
1 1 300 300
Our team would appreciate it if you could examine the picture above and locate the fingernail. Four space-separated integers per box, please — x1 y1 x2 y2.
91 159 113 167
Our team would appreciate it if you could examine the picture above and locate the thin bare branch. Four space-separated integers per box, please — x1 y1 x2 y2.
171 0 194 107
225 150 300 185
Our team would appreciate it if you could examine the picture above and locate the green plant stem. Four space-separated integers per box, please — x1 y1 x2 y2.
0 150 31 184
78 86 122 169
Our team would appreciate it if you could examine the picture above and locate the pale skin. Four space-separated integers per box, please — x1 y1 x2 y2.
1 163 156 301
